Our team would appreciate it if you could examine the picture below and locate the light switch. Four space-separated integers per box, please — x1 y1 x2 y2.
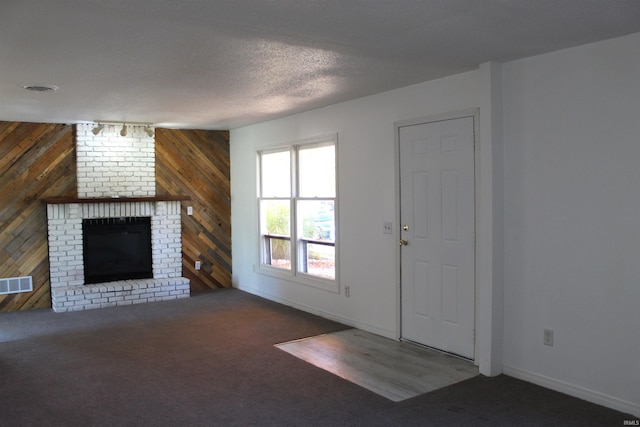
383 222 393 234
187 206 193 216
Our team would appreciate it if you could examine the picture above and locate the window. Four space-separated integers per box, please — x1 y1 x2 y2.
258 136 337 288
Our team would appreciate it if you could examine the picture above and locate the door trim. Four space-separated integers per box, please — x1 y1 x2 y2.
394 108 480 364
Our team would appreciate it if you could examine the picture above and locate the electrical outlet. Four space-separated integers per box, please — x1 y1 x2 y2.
383 222 392 234
195 261 201 270
344 285 350 297
544 329 554 346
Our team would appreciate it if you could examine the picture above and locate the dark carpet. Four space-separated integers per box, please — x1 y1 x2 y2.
0 289 634 426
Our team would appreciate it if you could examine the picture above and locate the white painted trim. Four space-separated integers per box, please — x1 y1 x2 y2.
394 108 478 129
393 124 402 341
503 365 640 418
255 134 340 293
394 108 481 366
472 109 482 366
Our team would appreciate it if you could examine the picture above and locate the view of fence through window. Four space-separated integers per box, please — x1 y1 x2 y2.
259 141 336 281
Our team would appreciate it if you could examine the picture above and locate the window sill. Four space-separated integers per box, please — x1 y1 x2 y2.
257 264 339 293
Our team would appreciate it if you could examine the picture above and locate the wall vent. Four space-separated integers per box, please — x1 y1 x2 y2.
0 276 33 295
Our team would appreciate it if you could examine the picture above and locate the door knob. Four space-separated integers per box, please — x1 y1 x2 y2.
399 239 409 246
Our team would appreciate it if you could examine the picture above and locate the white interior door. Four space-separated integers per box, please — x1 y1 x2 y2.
399 116 475 359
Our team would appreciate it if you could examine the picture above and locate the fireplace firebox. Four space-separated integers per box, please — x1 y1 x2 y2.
83 217 153 284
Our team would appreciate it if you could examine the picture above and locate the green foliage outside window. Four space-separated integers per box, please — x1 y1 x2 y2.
266 204 290 261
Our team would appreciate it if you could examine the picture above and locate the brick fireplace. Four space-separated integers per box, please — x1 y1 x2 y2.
45 124 190 312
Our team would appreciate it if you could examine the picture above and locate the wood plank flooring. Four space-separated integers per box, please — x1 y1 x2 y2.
276 329 478 402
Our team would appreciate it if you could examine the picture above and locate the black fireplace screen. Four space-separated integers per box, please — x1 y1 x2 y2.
83 217 153 284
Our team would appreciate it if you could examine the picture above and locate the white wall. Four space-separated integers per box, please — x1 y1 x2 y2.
502 32 640 415
231 65 504 377
231 30 640 415
231 70 483 328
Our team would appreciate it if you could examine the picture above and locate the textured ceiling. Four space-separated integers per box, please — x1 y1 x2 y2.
1 0 639 129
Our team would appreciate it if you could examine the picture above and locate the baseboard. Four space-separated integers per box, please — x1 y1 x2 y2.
235 284 396 339
503 365 640 417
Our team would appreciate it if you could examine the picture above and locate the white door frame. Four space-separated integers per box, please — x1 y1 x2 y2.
395 108 481 365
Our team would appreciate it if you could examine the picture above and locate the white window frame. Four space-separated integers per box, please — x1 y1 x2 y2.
257 134 339 293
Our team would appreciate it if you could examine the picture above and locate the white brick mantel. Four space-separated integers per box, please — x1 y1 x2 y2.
44 124 190 312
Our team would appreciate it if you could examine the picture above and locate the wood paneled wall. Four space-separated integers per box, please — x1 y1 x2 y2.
0 122 76 312
155 129 231 291
0 123 230 312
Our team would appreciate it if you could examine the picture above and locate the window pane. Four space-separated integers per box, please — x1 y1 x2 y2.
260 200 291 270
297 200 334 242
304 243 335 280
261 151 291 197
266 237 291 271
298 145 335 198
261 199 290 236
298 200 335 279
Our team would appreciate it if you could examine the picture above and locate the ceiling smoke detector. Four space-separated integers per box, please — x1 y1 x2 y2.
20 84 59 92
